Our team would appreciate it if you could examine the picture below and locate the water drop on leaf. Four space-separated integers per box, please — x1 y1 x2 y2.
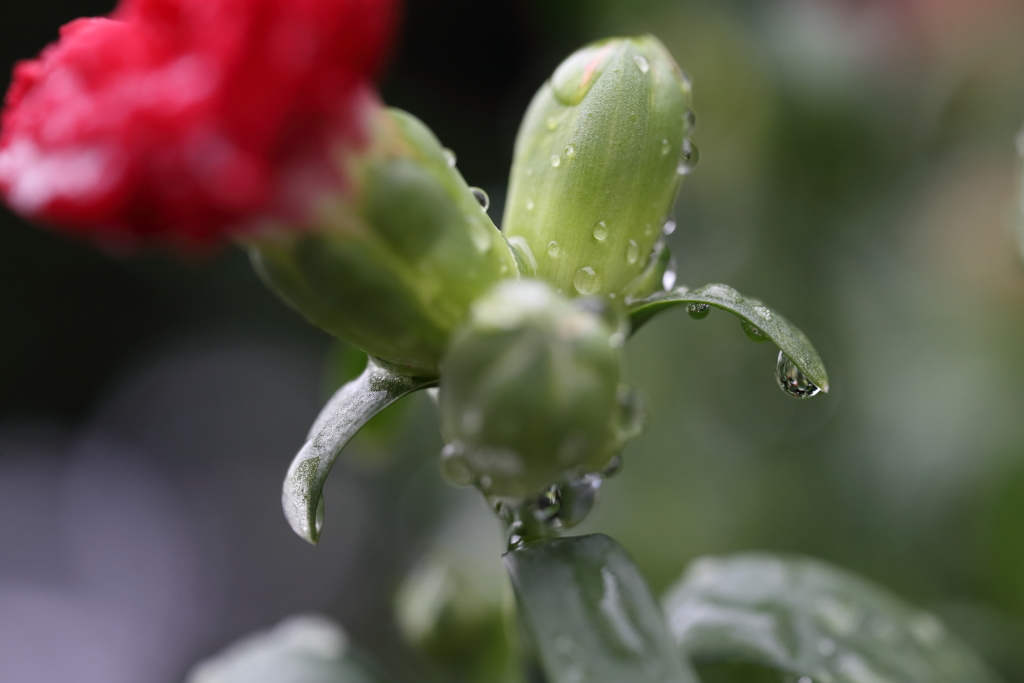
683 109 696 133
551 155 561 168
565 145 576 158
593 221 609 241
548 240 562 258
469 187 489 211
776 350 822 399
574 267 601 295
741 319 770 342
687 302 710 319
442 148 457 168
633 54 650 73
626 239 640 264
677 139 699 175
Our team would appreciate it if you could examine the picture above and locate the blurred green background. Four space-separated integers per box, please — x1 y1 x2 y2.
3 0 1024 681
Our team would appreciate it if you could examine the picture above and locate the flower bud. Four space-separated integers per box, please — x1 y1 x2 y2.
248 106 519 378
502 36 693 298
438 280 644 498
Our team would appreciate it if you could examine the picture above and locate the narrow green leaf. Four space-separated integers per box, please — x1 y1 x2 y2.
504 534 700 683
283 360 436 544
662 554 1003 683
628 284 829 392
186 615 386 683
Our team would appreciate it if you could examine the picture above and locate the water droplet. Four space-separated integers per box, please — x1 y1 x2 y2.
677 139 699 175
754 305 772 322
742 319 770 343
546 115 560 131
440 442 473 486
547 240 562 258
565 145 576 158
602 455 623 478
683 109 696 132
644 223 655 237
662 219 676 235
557 477 600 528
680 72 693 95
574 267 601 295
776 351 822 399
633 54 649 73
592 221 609 241
615 385 647 441
526 199 535 211
533 485 562 522
626 240 640 264
508 236 538 275
662 264 677 291
470 187 489 211
660 138 671 156
442 148 457 168
687 303 710 319
550 155 561 168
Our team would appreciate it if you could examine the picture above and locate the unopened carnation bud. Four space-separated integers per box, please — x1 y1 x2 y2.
438 280 644 498
502 35 693 299
248 107 519 378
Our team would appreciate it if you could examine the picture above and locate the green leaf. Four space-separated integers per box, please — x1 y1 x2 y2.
282 359 436 544
662 554 1003 683
185 615 386 683
503 534 700 683
628 284 829 392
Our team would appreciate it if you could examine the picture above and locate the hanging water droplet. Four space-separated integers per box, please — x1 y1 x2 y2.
662 219 676 235
574 267 601 295
526 199 535 211
687 302 710 319
683 109 696 132
550 155 561 168
741 319 770 343
592 221 609 241
442 148 457 168
633 54 650 73
777 350 822 398
660 138 671 156
546 115 560 131
470 187 489 211
564 145 576 158
547 240 562 258
615 385 647 441
440 442 473 486
626 240 640 264
556 476 600 529
677 139 699 175
534 485 562 522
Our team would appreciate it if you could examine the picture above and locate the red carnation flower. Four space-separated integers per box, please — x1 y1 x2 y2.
0 0 399 246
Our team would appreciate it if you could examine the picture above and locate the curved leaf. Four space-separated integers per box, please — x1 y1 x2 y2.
662 553 1002 683
628 284 828 392
283 359 436 543
504 534 699 683
186 615 386 683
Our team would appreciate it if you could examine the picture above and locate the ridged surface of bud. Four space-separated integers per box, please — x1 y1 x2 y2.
248 106 519 377
502 36 692 298
439 280 637 498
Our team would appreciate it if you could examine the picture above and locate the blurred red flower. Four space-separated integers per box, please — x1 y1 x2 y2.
0 0 399 246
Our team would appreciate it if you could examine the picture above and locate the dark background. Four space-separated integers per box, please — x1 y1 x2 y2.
4 0 1024 681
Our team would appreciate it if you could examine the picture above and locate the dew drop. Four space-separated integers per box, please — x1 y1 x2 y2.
662 261 677 290
557 477 600 529
592 221 609 241
626 239 640 264
680 71 693 96
633 54 649 73
602 455 623 478
550 155 561 168
442 148 457 168
677 139 699 175
660 138 671 156
547 240 562 258
533 485 562 522
546 115 560 131
683 109 696 132
526 199 535 211
662 219 676 235
565 145 576 158
776 351 822 399
469 187 489 211
741 319 770 343
440 442 473 486
687 302 710 319
615 385 647 441
573 267 601 295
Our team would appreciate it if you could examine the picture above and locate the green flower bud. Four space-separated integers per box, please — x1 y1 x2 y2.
502 35 693 299
247 108 518 378
438 280 644 499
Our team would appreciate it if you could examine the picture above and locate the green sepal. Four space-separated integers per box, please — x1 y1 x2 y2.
628 283 829 392
503 534 700 683
503 35 693 298
663 554 1003 683
282 359 435 544
247 107 518 378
